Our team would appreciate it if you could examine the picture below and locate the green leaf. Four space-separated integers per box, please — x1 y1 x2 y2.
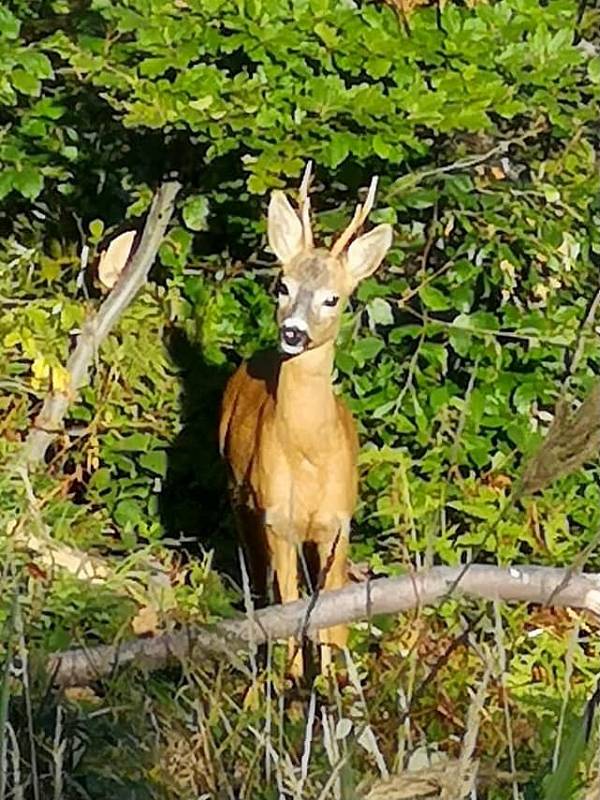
0 5 20 38
372 134 391 159
314 21 338 48
589 57 600 84
543 710 589 800
89 468 112 490
114 499 143 527
0 169 14 200
367 298 394 326
352 337 384 365
447 501 498 520
543 185 560 203
89 219 104 239
182 195 210 231
324 134 350 168
40 258 60 281
419 285 450 311
13 167 43 199
111 433 152 452
139 450 167 477
11 68 41 97
19 51 53 79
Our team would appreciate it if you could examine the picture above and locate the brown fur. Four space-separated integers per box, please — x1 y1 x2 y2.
219 343 357 673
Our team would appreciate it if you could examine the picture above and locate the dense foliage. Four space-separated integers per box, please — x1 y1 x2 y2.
2 0 600 796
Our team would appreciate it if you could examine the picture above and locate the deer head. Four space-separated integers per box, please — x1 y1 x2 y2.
268 163 393 356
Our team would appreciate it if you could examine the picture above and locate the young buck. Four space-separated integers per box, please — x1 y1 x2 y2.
219 164 393 676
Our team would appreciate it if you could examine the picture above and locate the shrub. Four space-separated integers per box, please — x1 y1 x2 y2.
1 0 600 796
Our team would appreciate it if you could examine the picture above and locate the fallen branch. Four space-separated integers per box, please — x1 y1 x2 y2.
20 180 181 468
49 564 600 687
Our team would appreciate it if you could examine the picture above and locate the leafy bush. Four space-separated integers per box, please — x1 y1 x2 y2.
2 0 600 796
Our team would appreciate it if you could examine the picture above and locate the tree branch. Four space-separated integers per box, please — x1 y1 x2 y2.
20 180 181 468
49 564 600 687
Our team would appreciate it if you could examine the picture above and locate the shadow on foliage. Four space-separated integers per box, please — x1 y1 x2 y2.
158 327 240 583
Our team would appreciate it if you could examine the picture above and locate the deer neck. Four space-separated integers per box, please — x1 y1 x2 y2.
275 341 337 447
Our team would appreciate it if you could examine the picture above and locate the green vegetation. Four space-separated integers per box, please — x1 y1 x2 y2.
2 0 600 796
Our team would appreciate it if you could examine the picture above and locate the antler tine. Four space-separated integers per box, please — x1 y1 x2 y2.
298 160 312 203
331 175 379 257
298 161 314 249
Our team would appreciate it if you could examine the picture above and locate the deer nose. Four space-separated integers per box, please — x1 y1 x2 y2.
280 324 309 352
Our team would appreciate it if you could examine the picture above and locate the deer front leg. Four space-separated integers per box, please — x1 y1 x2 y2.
317 530 349 673
267 529 303 678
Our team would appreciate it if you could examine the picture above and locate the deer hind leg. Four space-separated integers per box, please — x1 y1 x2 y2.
317 530 349 673
267 530 303 678
235 506 269 605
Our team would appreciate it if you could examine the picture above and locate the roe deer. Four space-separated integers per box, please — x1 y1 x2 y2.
219 164 393 676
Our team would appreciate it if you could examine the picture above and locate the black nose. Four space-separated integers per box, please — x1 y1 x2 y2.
281 326 309 348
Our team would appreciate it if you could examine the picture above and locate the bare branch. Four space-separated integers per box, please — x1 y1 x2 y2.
49 563 600 687
20 180 181 468
386 125 544 200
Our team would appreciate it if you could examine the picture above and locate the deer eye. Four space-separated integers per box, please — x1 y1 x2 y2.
323 295 339 308
276 279 289 297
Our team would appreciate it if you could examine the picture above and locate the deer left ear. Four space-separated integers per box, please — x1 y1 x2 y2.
268 191 305 264
345 224 393 286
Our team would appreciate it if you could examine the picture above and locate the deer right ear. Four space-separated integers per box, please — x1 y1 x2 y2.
268 191 305 264
345 223 393 287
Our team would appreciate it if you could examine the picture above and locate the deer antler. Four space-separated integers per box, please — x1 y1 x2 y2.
331 176 379 257
297 161 314 250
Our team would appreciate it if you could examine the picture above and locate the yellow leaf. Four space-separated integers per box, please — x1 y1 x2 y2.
64 686 101 704
98 230 136 290
242 681 262 711
3 330 21 348
40 257 61 282
52 364 71 393
21 333 37 359
32 356 50 380
131 605 159 636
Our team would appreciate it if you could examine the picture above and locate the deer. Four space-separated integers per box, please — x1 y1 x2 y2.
219 163 393 677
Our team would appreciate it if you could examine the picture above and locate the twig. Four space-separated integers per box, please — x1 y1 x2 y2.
0 590 18 800
420 201 438 276
19 180 181 468
493 601 519 800
14 602 39 800
565 284 600 385
450 358 479 465
398 613 484 726
386 129 541 199
545 526 600 607
48 563 600 687
443 658 491 800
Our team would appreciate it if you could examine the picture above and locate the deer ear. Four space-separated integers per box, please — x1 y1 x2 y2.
268 191 305 264
345 224 393 286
